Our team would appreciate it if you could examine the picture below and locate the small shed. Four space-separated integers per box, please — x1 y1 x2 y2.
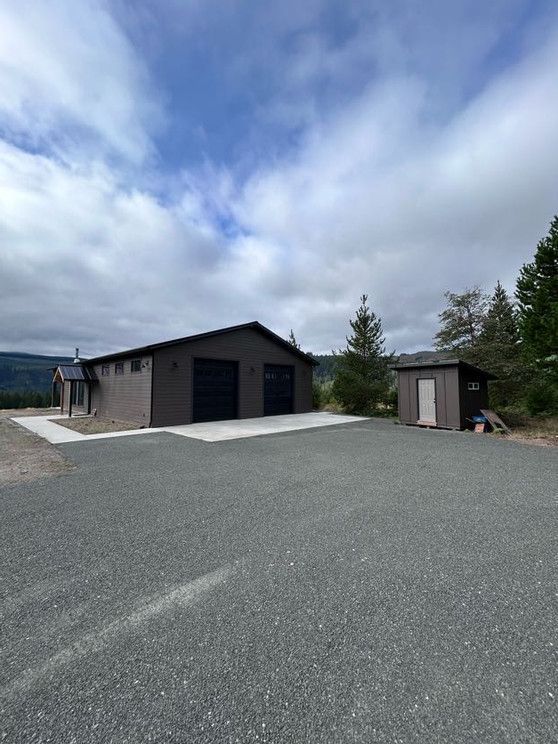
392 359 496 430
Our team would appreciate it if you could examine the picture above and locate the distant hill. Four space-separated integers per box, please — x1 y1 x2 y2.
311 354 337 380
311 350 453 380
396 350 453 365
0 351 74 392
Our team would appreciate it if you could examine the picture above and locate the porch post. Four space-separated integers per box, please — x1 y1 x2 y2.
60 381 64 413
69 381 73 418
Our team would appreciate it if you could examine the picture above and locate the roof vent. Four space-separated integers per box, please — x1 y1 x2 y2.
73 347 81 364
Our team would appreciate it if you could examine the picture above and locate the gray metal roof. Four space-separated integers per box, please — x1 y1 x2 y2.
391 358 497 379
55 365 98 382
85 321 319 367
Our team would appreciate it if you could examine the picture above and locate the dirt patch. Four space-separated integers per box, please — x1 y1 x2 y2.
0 407 59 417
0 417 73 487
52 417 140 435
492 415 558 448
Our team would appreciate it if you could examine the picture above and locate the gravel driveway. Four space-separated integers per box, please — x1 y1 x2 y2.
1 418 556 743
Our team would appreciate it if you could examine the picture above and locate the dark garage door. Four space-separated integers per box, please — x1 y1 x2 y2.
193 358 238 423
264 364 294 416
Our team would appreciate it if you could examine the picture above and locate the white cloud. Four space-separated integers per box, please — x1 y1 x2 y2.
229 29 558 352
0 0 161 163
0 1 557 359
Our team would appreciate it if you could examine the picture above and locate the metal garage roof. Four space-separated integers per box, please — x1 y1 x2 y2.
85 321 319 367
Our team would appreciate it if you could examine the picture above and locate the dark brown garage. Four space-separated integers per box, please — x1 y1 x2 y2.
55 322 317 427
393 359 496 430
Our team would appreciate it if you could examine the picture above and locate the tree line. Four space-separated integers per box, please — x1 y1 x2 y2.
292 214 558 417
0 389 57 410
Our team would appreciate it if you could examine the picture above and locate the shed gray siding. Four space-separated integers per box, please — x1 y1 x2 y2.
151 327 313 427
396 360 494 430
89 354 152 424
397 365 461 429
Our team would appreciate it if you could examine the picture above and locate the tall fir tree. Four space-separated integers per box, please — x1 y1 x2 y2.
516 215 558 368
332 294 392 414
516 215 558 413
434 286 488 364
287 329 301 350
477 281 524 407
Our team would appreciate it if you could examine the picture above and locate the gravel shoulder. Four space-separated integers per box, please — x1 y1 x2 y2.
0 411 73 487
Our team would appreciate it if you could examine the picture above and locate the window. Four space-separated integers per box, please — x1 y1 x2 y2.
468 382 480 391
102 364 110 376
115 362 124 375
131 359 141 373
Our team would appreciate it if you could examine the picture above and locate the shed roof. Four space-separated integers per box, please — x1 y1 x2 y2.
84 321 319 367
391 358 497 379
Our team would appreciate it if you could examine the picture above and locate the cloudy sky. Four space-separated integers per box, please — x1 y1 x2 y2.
1 0 557 357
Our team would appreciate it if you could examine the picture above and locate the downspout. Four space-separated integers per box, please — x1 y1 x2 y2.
148 353 154 428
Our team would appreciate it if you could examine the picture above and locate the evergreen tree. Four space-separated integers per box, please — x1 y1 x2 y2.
516 215 558 367
332 294 392 414
287 329 300 350
477 281 524 407
434 286 488 363
516 216 558 413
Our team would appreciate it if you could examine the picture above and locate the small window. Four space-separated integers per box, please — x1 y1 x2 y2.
115 362 124 375
102 364 110 376
468 382 480 391
131 359 141 373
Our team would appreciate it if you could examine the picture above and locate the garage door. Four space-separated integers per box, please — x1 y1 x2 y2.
264 364 294 416
193 358 238 423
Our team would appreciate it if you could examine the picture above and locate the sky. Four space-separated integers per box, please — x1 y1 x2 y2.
1 0 558 357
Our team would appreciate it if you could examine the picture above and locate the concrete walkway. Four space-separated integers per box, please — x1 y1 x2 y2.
11 412 367 444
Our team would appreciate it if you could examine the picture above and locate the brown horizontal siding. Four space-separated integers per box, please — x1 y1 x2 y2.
151 327 313 427
89 354 152 424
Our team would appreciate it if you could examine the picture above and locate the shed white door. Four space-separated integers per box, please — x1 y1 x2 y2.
418 378 436 423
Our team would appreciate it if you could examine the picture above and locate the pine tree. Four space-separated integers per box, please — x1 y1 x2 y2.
477 281 524 406
288 329 300 350
516 216 558 367
332 294 392 414
434 287 488 363
516 216 558 413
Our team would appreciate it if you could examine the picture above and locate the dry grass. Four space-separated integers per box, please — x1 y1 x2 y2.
0 411 73 487
52 416 140 435
0 407 58 417
505 415 558 447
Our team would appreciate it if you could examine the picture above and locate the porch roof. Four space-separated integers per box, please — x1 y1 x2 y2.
53 365 98 383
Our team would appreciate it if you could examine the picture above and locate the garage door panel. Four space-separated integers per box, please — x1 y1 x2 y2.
193 359 238 423
264 364 294 416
